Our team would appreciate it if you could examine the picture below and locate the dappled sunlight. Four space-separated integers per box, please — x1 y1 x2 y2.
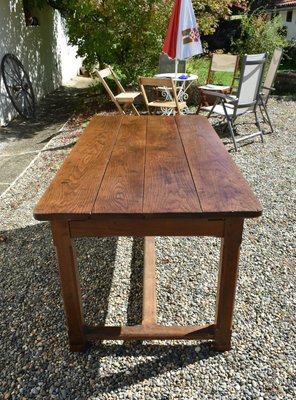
0 1 80 125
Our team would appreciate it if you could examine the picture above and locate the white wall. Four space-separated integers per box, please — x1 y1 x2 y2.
279 9 296 41
54 11 82 84
268 8 296 41
0 0 82 125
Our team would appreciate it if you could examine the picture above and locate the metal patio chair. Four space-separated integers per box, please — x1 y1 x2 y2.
138 76 187 115
259 48 283 132
196 53 239 114
202 53 266 151
95 65 141 115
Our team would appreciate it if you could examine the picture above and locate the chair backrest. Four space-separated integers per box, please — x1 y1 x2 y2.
207 53 239 86
138 76 182 114
95 65 125 102
236 53 266 115
261 48 283 104
159 54 186 74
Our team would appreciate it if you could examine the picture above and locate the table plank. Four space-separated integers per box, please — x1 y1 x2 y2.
176 115 262 217
143 116 201 214
34 115 262 221
93 117 146 214
34 116 122 220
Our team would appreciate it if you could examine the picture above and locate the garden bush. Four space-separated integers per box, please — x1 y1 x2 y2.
231 11 289 63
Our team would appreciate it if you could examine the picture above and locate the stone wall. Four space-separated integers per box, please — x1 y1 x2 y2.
274 71 296 95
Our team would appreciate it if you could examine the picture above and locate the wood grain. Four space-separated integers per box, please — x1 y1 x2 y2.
69 218 225 238
93 116 146 214
51 221 86 351
34 116 122 220
176 115 263 217
85 324 215 341
142 237 157 325
143 116 201 214
214 218 244 351
34 115 262 220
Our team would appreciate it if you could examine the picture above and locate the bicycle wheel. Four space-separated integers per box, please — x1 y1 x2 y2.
1 53 36 119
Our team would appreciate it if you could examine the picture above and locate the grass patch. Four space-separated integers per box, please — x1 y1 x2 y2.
186 56 236 86
188 54 296 97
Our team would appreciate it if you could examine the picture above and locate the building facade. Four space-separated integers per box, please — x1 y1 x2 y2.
267 0 296 41
0 0 82 125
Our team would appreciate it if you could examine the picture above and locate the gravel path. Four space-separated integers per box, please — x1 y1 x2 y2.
0 98 295 399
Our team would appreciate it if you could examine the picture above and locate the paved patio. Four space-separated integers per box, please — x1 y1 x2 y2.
0 76 98 195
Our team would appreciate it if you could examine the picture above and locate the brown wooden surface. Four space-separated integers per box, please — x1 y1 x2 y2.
142 236 157 325
51 220 86 351
143 117 201 213
85 324 215 341
34 116 121 219
175 116 262 216
34 115 262 221
93 117 146 213
214 218 244 351
69 218 225 238
33 115 263 352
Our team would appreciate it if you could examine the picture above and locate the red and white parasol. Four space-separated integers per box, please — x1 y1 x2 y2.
162 0 203 74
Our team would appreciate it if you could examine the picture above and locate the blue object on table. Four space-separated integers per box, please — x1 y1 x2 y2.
178 75 188 80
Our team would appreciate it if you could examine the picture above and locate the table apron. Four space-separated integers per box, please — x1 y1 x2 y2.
69 218 226 238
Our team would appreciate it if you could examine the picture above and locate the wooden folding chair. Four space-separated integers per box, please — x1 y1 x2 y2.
95 65 140 115
138 76 187 115
196 54 239 114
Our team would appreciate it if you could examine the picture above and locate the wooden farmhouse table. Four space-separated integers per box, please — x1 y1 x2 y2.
34 115 262 352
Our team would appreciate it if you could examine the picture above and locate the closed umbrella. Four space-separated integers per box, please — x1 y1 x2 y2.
162 0 203 75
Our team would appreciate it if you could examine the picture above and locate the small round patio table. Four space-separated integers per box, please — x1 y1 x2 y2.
154 72 198 114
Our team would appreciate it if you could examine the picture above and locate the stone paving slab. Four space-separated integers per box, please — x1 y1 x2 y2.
0 76 98 195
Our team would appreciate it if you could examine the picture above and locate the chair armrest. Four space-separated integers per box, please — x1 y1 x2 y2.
202 90 238 104
262 85 275 92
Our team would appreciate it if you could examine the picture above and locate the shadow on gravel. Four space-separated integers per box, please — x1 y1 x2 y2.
207 117 272 153
0 223 218 397
86 342 218 395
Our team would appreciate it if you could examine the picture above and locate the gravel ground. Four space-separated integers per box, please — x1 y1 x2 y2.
0 98 295 399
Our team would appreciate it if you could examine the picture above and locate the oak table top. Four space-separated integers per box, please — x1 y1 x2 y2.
34 115 262 222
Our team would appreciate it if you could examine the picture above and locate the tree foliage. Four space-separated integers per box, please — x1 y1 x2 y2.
34 0 249 82
66 0 170 81
231 10 289 62
192 0 248 35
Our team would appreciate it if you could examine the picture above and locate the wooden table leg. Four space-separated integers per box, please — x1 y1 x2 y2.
214 218 244 351
51 221 87 352
142 236 157 325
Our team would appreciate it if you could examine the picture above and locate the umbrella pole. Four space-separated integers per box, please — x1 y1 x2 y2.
175 59 179 77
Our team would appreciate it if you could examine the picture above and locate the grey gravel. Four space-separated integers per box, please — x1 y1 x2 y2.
0 98 295 399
